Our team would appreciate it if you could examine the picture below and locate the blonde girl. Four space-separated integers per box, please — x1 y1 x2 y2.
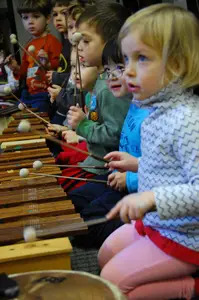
98 4 199 299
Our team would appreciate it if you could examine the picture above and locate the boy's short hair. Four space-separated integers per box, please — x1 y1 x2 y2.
67 4 85 21
51 0 71 8
76 2 131 43
51 0 94 8
119 3 199 89
102 39 123 66
17 0 52 17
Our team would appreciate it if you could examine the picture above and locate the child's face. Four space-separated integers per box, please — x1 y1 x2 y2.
21 12 49 38
104 62 128 97
77 23 106 69
52 5 68 33
71 49 98 91
67 16 77 44
121 31 167 100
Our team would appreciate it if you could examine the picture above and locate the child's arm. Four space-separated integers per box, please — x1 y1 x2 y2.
152 110 199 220
48 84 62 103
5 51 28 80
5 55 20 76
105 151 138 172
108 172 127 192
67 105 86 129
106 191 155 223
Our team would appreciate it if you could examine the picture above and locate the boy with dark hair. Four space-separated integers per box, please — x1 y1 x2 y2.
7 0 62 112
48 1 92 125
58 3 131 191
47 0 72 87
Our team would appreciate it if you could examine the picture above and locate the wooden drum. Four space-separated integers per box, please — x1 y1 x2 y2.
10 270 127 300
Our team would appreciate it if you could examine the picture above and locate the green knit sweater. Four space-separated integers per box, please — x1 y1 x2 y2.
76 76 130 174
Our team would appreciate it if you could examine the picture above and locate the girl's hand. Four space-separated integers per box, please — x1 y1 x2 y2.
106 191 155 223
108 172 126 192
48 84 62 102
67 105 86 129
62 130 79 144
104 151 138 172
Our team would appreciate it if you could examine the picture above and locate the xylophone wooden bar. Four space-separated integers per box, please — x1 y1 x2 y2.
0 110 87 274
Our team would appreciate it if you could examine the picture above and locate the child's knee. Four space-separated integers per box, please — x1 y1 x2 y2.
100 264 133 295
98 240 113 268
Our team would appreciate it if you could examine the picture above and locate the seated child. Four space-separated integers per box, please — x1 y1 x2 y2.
46 0 73 87
7 0 62 112
59 2 131 193
68 39 149 248
48 1 91 124
99 4 199 299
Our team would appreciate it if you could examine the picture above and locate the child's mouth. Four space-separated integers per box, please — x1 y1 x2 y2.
128 83 140 93
111 84 121 90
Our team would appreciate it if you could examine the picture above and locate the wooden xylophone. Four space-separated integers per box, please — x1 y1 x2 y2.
0 110 87 274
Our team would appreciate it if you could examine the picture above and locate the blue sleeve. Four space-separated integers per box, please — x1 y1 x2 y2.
126 171 138 193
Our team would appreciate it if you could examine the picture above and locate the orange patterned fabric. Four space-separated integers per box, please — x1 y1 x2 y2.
16 34 62 94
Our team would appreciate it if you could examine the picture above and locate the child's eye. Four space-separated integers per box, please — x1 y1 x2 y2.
52 12 57 17
33 14 40 19
117 65 125 71
83 40 89 44
138 55 148 62
22 15 28 20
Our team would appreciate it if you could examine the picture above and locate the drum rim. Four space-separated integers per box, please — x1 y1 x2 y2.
10 270 126 299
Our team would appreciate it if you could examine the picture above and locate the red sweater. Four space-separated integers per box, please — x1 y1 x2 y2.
16 34 62 94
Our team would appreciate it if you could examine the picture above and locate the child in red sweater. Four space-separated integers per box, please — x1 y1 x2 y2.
7 0 62 112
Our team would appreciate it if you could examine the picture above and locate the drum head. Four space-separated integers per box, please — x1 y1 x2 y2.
10 270 126 300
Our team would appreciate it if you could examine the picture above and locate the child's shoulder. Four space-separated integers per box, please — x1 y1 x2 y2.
94 77 109 94
169 94 199 128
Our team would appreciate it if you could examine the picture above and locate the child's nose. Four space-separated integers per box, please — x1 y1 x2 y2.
125 64 136 77
78 41 83 52
56 13 61 20
28 17 34 24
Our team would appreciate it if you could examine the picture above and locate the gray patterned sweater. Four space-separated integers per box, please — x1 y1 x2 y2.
134 82 199 251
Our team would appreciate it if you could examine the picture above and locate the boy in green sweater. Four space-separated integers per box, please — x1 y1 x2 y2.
59 2 131 192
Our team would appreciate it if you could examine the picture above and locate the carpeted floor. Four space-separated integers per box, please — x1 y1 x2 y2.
70 244 100 275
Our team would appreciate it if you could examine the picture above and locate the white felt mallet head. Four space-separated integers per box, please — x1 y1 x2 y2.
28 45 36 53
17 120 31 133
18 103 26 111
10 38 17 45
33 160 43 170
10 34 17 40
72 32 82 44
19 168 30 178
4 86 12 95
23 226 37 243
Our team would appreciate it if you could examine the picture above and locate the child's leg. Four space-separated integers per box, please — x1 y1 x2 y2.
100 227 198 299
127 276 195 300
98 223 140 268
